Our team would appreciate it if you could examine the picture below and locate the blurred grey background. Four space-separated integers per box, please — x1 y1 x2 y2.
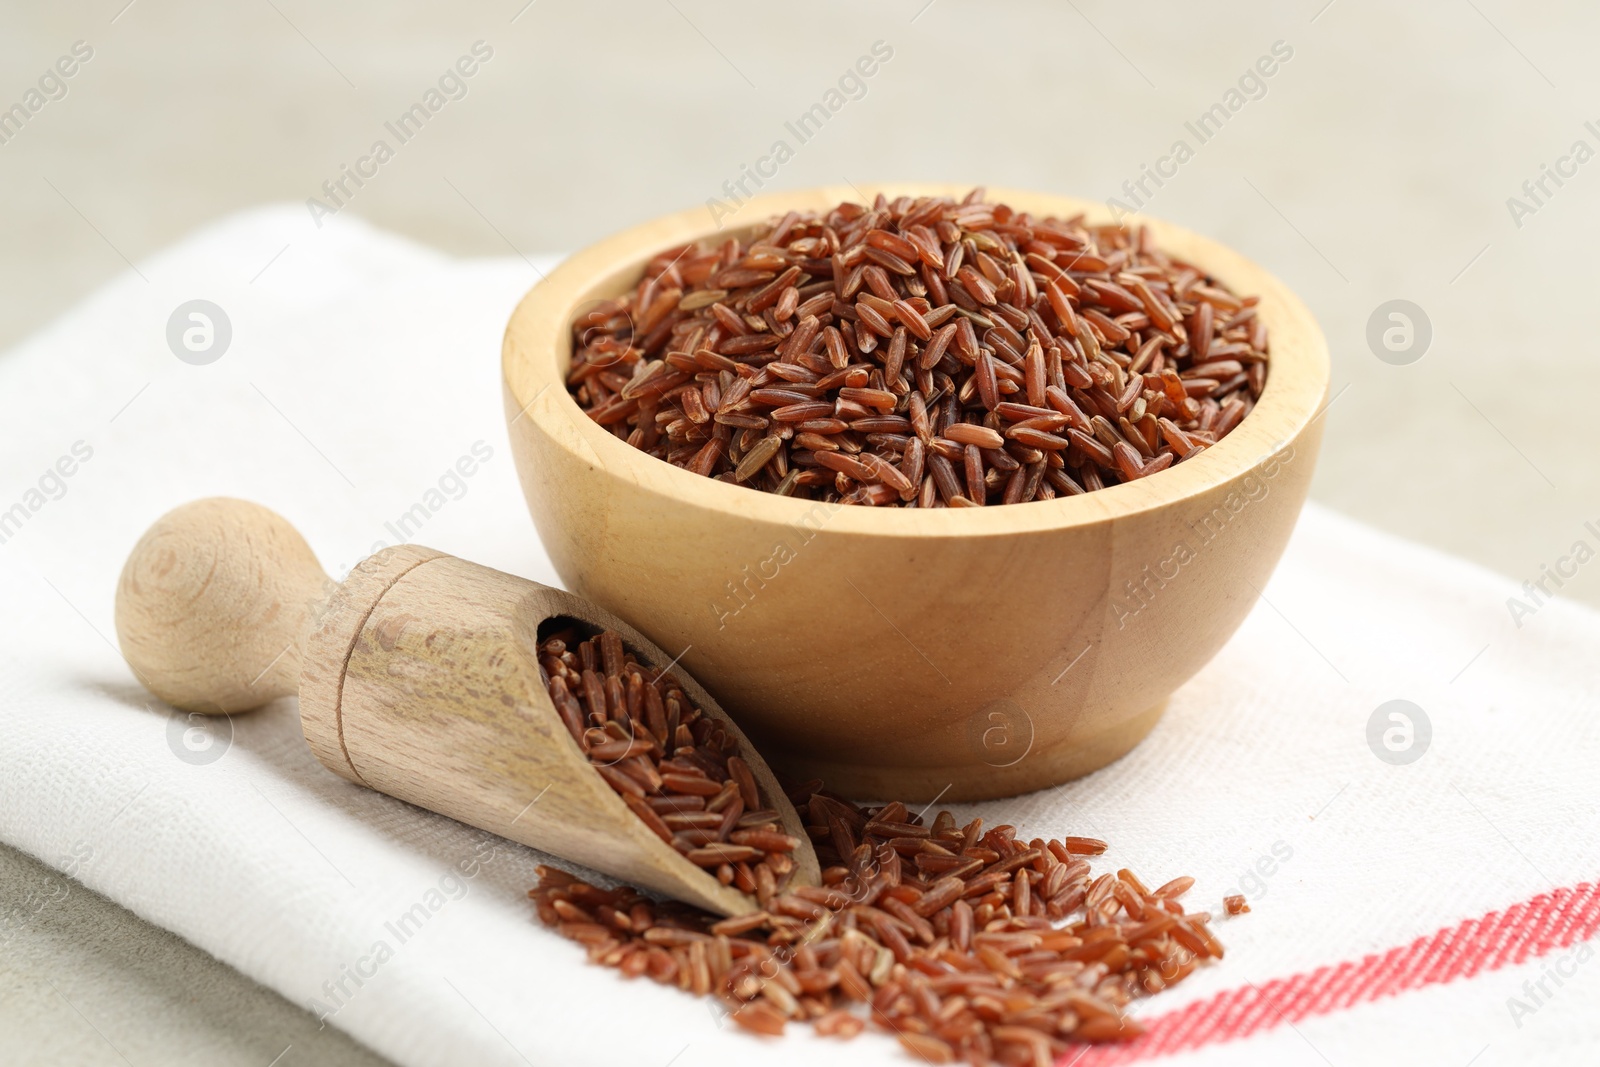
2 0 1594 1062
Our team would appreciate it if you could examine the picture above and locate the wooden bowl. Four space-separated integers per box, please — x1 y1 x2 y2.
503 184 1329 802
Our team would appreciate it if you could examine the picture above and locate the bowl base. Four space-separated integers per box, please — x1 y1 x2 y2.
771 700 1168 804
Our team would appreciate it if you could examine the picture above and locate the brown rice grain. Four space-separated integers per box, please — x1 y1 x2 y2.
567 192 1269 506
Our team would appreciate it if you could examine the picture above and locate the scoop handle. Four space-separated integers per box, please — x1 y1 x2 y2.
114 498 330 714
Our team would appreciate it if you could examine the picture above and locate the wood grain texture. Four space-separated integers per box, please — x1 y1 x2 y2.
114 498 328 713
502 184 1331 801
116 498 817 916
304 553 816 915
299 543 446 784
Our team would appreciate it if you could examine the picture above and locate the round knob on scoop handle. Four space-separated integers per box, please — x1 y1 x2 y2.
114 498 330 714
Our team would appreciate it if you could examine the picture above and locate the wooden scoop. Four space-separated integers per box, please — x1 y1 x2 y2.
113 497 818 916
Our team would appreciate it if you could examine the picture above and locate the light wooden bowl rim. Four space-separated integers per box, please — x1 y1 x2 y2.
504 183 1329 537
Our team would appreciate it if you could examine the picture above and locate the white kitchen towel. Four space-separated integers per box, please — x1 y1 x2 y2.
1 206 1596 1067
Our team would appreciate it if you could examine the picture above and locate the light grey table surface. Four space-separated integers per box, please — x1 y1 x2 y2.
3 1 1595 1063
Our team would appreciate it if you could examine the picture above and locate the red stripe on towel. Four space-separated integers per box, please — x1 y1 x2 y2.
1066 879 1600 1065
